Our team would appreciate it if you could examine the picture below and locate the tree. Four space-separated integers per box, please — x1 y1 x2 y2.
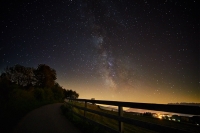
3 64 34 86
51 83 64 100
4 65 23 85
23 67 35 87
63 89 79 99
1 64 57 88
34 64 56 88
0 64 69 101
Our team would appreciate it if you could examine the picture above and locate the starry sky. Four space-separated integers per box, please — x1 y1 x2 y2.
0 0 199 104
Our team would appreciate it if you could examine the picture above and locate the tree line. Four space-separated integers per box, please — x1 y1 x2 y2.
0 64 79 101
1 64 57 88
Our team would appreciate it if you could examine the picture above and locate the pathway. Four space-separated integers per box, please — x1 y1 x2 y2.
14 103 81 133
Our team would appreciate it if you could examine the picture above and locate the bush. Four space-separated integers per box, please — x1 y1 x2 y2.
34 88 45 101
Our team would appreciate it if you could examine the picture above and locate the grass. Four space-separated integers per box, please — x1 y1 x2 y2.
61 101 200 133
61 103 109 133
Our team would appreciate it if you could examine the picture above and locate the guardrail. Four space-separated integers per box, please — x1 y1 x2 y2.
65 98 200 133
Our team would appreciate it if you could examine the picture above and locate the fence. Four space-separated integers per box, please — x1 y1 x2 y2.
65 98 200 133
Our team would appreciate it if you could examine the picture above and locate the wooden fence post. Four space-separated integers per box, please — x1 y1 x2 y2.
84 101 87 117
118 106 124 133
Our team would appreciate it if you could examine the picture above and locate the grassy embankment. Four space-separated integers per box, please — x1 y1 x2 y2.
61 101 200 133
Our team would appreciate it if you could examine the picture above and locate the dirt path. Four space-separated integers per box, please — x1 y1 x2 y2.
14 103 81 133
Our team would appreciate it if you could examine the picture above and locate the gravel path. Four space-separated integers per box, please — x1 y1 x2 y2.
14 103 81 133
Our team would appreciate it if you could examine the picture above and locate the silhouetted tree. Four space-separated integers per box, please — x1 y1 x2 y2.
4 65 23 85
64 89 79 99
34 64 56 88
51 83 64 100
23 67 35 86
2 64 35 86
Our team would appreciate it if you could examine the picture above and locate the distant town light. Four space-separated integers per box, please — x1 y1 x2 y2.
158 115 162 119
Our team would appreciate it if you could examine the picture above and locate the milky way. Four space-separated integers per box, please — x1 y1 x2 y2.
1 0 199 103
81 1 142 91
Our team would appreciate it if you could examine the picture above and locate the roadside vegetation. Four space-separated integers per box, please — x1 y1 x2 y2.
61 102 110 133
0 64 78 133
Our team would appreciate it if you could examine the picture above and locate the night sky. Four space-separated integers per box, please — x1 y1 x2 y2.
1 0 199 104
